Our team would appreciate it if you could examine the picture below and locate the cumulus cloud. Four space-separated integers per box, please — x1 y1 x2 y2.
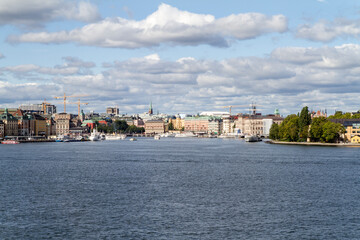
296 18 360 42
7 3 287 48
3 44 360 114
0 0 100 27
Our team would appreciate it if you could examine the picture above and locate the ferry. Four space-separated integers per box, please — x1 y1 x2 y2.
2 140 20 144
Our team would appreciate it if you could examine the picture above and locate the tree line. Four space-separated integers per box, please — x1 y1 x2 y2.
269 106 345 143
96 120 145 134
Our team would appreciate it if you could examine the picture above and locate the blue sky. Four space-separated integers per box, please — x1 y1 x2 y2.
1 0 360 115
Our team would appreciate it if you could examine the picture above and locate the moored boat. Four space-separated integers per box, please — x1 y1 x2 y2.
2 140 20 144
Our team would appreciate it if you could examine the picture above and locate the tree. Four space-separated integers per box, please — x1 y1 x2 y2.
309 117 327 142
269 123 279 140
321 121 344 143
298 106 311 141
114 120 129 132
126 125 145 133
168 122 174 130
279 114 299 142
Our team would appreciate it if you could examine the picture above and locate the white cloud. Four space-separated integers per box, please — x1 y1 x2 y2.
3 44 360 114
7 3 288 48
0 0 100 27
296 18 360 42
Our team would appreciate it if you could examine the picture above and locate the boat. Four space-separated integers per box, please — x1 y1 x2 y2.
154 135 160 140
100 134 106 140
2 140 20 144
174 132 197 138
89 129 100 141
160 133 175 138
129 138 137 141
105 134 122 140
245 135 260 142
120 134 127 140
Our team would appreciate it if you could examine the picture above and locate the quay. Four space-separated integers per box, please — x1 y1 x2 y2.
268 140 360 147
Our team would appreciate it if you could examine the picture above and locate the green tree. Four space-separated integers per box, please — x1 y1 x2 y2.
309 117 327 142
279 114 299 142
168 122 174 130
321 121 344 143
126 125 145 133
114 120 129 132
269 123 279 140
298 106 311 141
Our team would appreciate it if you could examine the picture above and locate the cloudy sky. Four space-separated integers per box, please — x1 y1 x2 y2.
1 0 360 115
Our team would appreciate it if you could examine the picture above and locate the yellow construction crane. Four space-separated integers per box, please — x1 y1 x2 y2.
67 99 89 119
41 98 51 113
222 105 249 115
54 93 89 113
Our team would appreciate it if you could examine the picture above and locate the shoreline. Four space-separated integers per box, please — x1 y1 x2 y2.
268 140 360 147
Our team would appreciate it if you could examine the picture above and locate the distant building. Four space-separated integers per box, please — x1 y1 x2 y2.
20 103 56 114
145 120 165 133
351 135 360 143
0 108 18 136
106 107 119 115
54 113 71 136
311 110 327 119
0 120 4 138
235 114 284 136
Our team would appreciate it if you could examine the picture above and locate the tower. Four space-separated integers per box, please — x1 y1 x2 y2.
149 101 153 115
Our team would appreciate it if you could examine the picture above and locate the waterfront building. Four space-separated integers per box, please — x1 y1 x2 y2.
133 119 145 128
0 120 4 138
33 114 47 136
0 108 19 136
351 135 360 143
54 113 71 136
174 117 184 130
145 119 165 134
235 114 283 136
208 117 223 135
184 116 210 133
221 116 235 134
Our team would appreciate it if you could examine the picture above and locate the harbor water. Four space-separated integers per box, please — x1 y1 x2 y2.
1 138 360 239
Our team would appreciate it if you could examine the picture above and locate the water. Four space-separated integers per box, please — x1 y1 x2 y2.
1 138 360 239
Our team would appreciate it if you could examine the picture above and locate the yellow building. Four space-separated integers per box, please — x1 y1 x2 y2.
33 114 47 136
344 123 360 141
351 135 360 143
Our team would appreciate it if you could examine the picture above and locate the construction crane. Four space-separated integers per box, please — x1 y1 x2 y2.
68 99 89 120
41 99 51 113
54 93 89 113
222 105 249 116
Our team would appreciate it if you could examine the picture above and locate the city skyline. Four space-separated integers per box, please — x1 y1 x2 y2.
1 0 360 115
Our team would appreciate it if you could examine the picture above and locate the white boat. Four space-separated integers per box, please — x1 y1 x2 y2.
154 135 160 140
174 132 197 138
105 134 121 140
129 138 137 141
89 129 100 141
160 133 175 138
100 134 106 140
120 134 127 140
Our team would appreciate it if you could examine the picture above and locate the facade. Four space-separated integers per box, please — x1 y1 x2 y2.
0 108 19 136
184 116 210 133
0 120 4 138
145 120 165 133
106 107 119 115
33 114 47 136
236 114 284 136
351 135 360 143
208 117 222 134
54 113 71 136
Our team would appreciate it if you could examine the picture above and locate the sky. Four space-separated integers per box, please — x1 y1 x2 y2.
1 0 360 116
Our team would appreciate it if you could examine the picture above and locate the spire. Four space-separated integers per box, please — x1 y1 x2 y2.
149 101 153 114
